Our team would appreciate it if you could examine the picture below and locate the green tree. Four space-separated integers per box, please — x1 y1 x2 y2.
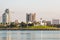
20 22 27 28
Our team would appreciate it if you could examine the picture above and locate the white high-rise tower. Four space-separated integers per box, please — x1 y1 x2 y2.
2 9 10 25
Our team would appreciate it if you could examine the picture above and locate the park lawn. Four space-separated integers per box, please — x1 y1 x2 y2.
28 26 57 29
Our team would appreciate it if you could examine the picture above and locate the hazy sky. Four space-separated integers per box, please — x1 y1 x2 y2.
0 0 60 22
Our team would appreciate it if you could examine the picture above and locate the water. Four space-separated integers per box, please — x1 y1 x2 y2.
0 30 60 40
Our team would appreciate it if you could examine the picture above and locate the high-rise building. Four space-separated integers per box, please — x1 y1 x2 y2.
32 13 36 22
52 19 59 25
26 13 36 23
2 9 10 24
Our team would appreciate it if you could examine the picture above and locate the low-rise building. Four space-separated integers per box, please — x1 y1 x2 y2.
52 19 59 25
40 18 47 26
46 21 51 26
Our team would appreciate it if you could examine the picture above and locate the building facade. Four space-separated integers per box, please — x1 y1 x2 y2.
46 21 51 26
26 13 36 23
40 18 47 26
52 19 59 25
2 9 10 25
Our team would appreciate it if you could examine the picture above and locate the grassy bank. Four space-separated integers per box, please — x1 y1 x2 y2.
28 26 57 29
0 25 59 30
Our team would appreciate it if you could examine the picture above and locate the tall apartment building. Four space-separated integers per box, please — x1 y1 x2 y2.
26 13 36 23
2 9 10 24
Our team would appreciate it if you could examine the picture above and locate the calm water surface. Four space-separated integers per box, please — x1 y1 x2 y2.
0 30 60 40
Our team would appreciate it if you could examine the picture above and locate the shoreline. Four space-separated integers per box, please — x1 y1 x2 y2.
0 28 60 30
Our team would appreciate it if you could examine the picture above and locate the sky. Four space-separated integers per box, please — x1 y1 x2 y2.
0 0 60 22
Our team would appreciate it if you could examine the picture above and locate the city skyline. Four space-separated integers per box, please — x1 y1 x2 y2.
0 0 60 22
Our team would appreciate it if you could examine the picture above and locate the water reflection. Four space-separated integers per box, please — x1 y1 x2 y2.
0 31 7 40
0 30 60 40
